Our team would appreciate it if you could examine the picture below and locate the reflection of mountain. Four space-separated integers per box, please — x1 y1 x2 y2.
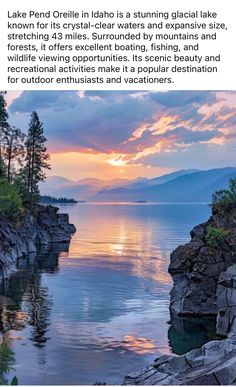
91 167 236 202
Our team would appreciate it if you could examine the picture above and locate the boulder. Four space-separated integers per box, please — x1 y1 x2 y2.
121 204 236 385
0 205 76 281
169 205 236 316
122 338 236 385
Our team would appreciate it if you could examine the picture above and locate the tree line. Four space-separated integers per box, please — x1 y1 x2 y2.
0 91 50 215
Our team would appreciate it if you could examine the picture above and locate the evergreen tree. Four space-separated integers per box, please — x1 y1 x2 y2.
3 126 25 182
0 91 9 179
22 111 50 208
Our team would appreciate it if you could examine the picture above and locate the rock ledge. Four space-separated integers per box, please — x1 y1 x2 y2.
0 204 76 280
121 205 236 385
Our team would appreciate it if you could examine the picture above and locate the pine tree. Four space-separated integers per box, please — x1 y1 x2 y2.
3 126 25 182
0 91 9 179
22 111 50 208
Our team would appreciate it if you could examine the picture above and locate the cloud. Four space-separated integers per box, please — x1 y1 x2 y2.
136 141 236 170
159 127 221 144
8 90 234 167
148 91 216 107
159 126 221 144
83 90 142 100
121 126 222 165
9 90 156 153
9 91 80 113
201 106 236 129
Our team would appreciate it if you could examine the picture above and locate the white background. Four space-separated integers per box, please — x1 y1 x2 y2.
0 0 236 90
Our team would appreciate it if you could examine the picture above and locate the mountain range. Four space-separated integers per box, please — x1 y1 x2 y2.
39 167 236 203
39 176 145 200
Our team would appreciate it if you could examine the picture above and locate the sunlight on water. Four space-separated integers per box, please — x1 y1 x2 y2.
0 203 212 385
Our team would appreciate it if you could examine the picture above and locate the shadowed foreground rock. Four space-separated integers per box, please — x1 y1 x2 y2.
169 205 236 317
122 266 236 385
121 205 236 385
0 205 76 281
122 338 236 385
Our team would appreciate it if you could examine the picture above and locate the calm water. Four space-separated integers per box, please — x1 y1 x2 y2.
0 203 213 385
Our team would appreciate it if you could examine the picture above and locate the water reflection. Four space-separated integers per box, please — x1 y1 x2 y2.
0 335 15 385
66 203 211 287
168 315 216 355
0 244 69 342
121 335 157 355
0 203 212 385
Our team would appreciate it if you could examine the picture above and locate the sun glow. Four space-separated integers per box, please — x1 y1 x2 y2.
106 156 127 167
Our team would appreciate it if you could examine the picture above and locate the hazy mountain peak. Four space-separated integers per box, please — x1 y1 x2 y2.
91 167 236 203
40 167 236 202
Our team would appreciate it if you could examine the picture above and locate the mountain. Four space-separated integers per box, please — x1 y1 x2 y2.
91 167 236 202
40 168 236 202
193 171 236 201
116 177 148 190
40 176 74 190
40 177 104 200
125 169 199 189
39 176 148 200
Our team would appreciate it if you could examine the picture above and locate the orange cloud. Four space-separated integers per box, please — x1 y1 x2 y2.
6 90 236 180
49 152 172 180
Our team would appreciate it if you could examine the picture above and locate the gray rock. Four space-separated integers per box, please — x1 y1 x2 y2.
121 204 236 385
216 265 236 337
121 339 236 385
0 204 76 282
169 205 236 316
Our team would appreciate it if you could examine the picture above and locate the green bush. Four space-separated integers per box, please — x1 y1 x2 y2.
206 225 229 248
212 178 236 214
14 177 30 207
0 180 22 219
0 338 17 385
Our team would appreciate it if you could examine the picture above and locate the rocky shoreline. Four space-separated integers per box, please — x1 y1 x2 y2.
0 205 76 282
122 204 236 385
2 201 236 384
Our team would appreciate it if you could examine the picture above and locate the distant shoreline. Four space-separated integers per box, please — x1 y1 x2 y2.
40 195 78 204
43 201 211 205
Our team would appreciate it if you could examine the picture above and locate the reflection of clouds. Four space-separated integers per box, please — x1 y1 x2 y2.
52 305 171 357
0 203 213 385
61 207 173 286
111 243 124 256
49 292 171 359
108 220 127 256
122 335 157 355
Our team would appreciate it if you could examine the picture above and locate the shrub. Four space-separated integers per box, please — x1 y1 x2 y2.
206 225 229 248
0 180 22 219
212 178 236 214
14 177 30 207
0 338 17 385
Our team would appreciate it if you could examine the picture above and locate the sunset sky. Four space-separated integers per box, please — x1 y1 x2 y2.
6 90 236 181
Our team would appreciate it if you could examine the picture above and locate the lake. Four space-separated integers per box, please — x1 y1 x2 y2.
0 203 213 385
